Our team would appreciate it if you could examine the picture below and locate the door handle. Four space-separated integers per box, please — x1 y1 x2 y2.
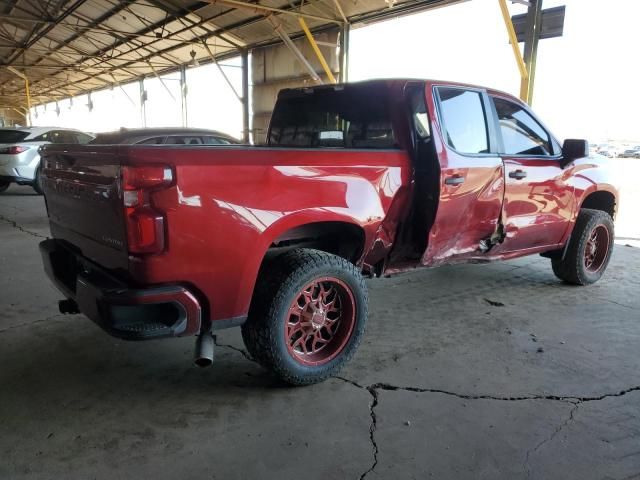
509 170 527 180
444 175 465 185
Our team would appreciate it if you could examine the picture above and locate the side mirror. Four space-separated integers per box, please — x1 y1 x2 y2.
560 139 589 168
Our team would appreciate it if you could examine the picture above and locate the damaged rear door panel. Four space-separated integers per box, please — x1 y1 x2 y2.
420 85 506 266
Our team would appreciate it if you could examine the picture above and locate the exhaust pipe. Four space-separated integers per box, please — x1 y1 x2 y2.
194 333 215 367
59 299 80 314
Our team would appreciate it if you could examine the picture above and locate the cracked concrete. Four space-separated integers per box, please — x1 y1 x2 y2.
0 213 47 238
332 376 640 480
2 184 640 479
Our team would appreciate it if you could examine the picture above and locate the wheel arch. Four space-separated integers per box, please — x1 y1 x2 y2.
579 189 617 220
233 212 372 319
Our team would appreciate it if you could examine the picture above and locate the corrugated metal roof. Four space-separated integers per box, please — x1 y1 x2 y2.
0 0 463 108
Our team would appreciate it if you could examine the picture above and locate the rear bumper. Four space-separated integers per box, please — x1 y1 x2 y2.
40 239 202 340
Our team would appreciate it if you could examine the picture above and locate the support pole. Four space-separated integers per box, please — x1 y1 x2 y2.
139 78 146 127
298 17 336 84
498 0 529 103
203 42 243 103
180 65 188 127
7 66 32 125
241 49 250 143
338 23 350 83
522 0 543 105
266 15 322 84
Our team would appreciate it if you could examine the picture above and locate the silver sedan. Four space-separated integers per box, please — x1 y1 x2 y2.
0 127 93 194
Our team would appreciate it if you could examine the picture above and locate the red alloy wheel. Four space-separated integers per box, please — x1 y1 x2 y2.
285 277 356 366
584 224 610 273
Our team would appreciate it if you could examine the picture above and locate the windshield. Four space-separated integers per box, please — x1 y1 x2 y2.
268 84 398 149
0 130 30 144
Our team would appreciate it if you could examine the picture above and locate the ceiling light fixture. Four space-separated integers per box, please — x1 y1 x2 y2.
190 50 199 67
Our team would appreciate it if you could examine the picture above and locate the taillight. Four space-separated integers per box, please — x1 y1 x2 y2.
121 165 173 254
0 145 29 155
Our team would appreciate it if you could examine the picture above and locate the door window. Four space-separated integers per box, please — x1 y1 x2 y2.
492 97 552 156
437 88 489 154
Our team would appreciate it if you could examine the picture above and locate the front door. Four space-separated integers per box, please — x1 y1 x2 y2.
489 95 574 252
421 85 505 266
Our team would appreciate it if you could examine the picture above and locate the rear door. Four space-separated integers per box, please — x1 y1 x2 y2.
488 94 573 252
421 85 505 265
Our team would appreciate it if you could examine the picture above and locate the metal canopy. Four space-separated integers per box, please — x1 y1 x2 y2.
0 0 463 109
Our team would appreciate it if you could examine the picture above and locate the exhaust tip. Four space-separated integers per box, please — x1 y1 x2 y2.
59 298 80 314
194 356 213 368
194 333 214 368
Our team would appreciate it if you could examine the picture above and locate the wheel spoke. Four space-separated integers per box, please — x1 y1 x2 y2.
287 322 305 338
284 276 356 366
311 332 324 352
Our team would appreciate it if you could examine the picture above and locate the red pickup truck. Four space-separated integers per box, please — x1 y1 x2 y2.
39 79 618 385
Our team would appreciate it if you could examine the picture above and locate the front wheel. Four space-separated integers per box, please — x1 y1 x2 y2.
552 208 614 285
241 249 368 386
0 180 9 193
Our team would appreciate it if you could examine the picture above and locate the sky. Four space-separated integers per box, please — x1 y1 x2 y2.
27 0 640 143
349 0 640 142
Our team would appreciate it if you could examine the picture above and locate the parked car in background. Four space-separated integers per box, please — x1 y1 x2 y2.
90 127 240 145
618 148 640 158
597 147 618 158
0 127 94 194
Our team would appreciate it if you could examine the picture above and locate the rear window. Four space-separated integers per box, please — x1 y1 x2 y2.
268 85 398 149
0 130 30 143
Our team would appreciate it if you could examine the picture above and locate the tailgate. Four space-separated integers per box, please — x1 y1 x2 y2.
41 145 129 271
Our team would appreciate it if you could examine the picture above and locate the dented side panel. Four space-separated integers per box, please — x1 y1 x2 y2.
420 84 506 267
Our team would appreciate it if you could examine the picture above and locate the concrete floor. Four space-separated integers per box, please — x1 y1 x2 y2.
1 184 639 480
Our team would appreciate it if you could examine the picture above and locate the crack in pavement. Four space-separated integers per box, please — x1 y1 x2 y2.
524 401 579 479
0 314 66 333
213 337 254 363
359 386 379 480
0 214 47 239
333 376 640 479
202 347 640 480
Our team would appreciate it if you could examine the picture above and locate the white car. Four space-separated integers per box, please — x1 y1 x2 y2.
0 127 93 194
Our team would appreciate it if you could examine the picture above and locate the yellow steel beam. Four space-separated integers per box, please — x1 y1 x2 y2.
498 0 529 102
298 17 337 84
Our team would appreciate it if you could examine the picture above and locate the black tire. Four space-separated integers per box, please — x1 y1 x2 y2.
241 248 368 386
0 181 9 193
32 163 43 195
552 208 614 285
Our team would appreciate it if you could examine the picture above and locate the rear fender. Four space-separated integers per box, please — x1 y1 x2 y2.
233 208 383 318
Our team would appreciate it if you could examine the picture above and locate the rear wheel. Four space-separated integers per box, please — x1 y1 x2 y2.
241 249 368 386
32 163 43 195
552 208 614 285
0 180 9 193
